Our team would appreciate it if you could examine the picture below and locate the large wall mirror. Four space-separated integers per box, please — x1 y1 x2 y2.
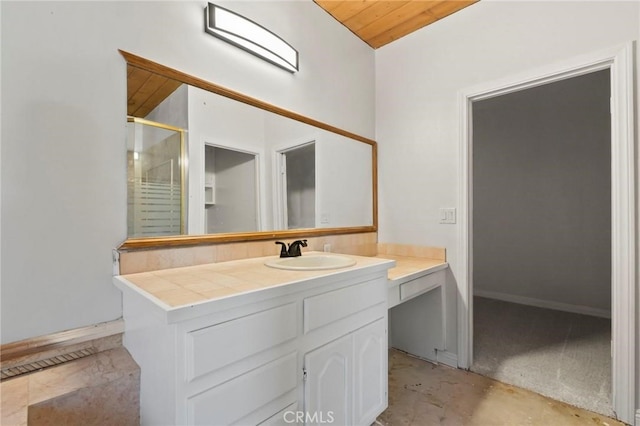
120 51 377 250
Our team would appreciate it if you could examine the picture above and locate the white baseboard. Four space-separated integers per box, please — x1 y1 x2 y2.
436 350 458 368
474 289 611 319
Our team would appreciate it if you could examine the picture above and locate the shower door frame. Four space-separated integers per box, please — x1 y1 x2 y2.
127 116 187 237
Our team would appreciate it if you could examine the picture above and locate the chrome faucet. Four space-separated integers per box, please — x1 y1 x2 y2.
275 239 308 258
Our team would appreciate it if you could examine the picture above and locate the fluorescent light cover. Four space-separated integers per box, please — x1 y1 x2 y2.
205 3 299 73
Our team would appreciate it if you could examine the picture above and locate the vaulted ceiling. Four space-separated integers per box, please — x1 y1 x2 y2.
127 1 480 117
313 0 479 48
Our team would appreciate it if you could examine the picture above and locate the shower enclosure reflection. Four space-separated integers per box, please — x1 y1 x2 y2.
127 117 186 237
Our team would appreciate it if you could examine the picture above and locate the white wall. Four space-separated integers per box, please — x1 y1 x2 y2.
316 132 373 228
146 84 189 130
264 113 319 229
0 1 374 343
473 70 611 315
188 86 267 234
266 120 374 229
187 84 374 234
375 0 638 366
208 148 259 233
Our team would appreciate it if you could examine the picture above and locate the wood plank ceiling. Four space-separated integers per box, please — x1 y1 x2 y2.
127 65 182 117
313 0 479 48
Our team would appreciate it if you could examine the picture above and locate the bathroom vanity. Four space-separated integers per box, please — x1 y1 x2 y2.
116 52 451 426
114 253 395 426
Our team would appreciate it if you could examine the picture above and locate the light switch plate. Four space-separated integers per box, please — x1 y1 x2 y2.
439 208 456 224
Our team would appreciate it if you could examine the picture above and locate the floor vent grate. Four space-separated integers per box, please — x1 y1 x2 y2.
1 348 97 380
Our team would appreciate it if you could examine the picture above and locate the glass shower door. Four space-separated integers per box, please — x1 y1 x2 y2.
127 117 187 237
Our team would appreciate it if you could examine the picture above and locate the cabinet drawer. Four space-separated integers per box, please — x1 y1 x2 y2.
187 352 297 426
186 303 297 381
304 277 385 334
399 271 443 301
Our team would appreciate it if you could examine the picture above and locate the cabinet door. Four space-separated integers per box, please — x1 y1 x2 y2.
353 318 387 426
304 334 352 426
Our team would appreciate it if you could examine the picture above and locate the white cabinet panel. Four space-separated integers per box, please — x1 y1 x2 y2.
258 403 298 426
304 317 387 426
353 318 387 426
187 302 296 381
390 287 442 362
187 352 297 426
304 334 352 426
303 278 385 333
387 285 400 309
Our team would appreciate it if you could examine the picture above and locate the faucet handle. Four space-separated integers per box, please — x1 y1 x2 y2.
287 239 308 257
275 241 288 258
295 239 308 248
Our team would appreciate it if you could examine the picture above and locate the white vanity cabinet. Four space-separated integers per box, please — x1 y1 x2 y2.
301 274 388 426
387 266 449 364
179 302 299 425
304 318 387 426
114 256 394 426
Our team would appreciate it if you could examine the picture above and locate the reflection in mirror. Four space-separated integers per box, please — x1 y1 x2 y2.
121 50 376 249
183 85 373 235
204 144 259 234
279 142 316 229
127 117 186 237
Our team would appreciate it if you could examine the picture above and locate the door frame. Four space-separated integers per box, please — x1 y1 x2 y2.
457 42 635 423
273 138 317 230
203 142 263 232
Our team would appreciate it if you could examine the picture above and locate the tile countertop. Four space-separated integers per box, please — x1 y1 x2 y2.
115 252 395 313
114 252 448 321
375 255 449 284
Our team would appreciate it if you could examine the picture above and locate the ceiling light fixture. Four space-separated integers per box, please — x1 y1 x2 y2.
205 2 299 73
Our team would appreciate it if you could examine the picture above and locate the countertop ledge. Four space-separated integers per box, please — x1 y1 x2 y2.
114 252 395 322
374 255 448 285
113 252 448 323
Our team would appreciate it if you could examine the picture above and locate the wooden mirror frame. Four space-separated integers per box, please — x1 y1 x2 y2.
118 50 377 250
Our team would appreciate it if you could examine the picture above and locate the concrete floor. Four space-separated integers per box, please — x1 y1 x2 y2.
376 349 625 426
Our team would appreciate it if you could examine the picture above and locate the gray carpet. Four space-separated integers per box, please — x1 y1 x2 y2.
471 296 613 418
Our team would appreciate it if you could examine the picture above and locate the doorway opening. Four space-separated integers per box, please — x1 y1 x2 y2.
204 144 260 234
276 142 316 230
471 68 612 415
458 44 635 423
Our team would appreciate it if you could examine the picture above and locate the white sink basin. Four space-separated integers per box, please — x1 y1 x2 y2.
264 254 357 271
